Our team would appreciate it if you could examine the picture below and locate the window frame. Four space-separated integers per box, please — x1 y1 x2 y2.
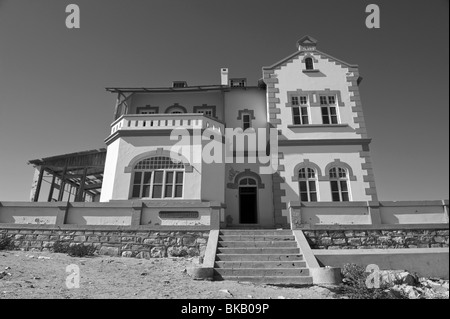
329 167 350 202
298 167 318 202
305 57 314 70
131 157 185 199
291 95 310 125
320 95 339 124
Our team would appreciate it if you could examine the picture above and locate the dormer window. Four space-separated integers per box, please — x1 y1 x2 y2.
305 57 314 70
172 81 187 88
230 78 246 87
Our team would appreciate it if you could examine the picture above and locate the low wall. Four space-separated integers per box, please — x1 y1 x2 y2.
0 200 223 229
313 248 449 279
289 200 449 228
0 225 209 259
302 224 449 249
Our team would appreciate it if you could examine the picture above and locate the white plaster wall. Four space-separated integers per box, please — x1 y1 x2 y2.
380 206 447 224
201 159 226 203
280 145 371 218
301 206 371 225
141 208 211 226
0 207 58 224
130 91 225 120
224 163 274 227
104 136 203 201
274 53 361 140
224 88 267 129
100 138 120 202
66 207 132 226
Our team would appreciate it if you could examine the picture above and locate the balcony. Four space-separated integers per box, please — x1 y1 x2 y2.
110 114 225 135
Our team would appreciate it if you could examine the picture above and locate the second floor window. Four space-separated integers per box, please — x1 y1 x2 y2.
197 109 213 117
320 95 338 124
242 114 251 130
291 96 309 125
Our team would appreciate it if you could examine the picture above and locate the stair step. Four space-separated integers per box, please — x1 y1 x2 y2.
215 261 307 268
219 235 296 242
214 268 310 277
215 254 304 261
215 276 314 285
218 241 298 248
220 230 293 236
217 247 299 254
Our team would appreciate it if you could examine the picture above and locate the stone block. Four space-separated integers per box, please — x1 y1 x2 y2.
73 236 86 242
122 251 133 258
98 246 119 256
182 237 196 246
150 246 166 258
87 236 100 242
332 238 347 245
136 251 151 259
348 238 361 246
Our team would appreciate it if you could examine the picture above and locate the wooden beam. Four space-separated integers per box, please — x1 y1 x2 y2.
47 174 56 202
75 167 88 202
58 160 69 201
84 182 102 190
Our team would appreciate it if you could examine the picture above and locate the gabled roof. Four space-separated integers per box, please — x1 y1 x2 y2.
296 35 318 47
262 49 359 71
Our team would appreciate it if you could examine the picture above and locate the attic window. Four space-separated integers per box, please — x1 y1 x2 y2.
305 58 314 70
230 79 246 87
172 81 187 88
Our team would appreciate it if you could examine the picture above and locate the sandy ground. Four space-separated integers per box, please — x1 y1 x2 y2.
0 250 337 299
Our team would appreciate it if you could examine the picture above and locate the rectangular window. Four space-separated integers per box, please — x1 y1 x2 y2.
291 96 299 106
320 95 338 124
299 96 307 105
330 180 349 202
293 107 309 125
152 171 164 198
243 114 251 130
175 172 183 198
132 172 142 198
197 109 213 117
164 171 174 198
299 180 317 202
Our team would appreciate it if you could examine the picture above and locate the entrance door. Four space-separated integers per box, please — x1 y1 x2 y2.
239 186 257 224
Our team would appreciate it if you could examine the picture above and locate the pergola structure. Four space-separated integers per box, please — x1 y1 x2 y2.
28 149 106 202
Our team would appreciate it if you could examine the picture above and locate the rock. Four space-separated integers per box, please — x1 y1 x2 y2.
38 256 50 260
380 270 417 286
4 267 10 270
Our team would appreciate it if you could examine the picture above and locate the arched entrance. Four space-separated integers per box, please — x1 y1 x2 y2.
238 177 258 224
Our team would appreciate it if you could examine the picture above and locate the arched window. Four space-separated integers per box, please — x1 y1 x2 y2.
298 168 318 202
131 156 185 199
239 178 257 186
305 57 314 70
329 167 349 202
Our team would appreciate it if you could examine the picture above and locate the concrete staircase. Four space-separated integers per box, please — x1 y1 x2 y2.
214 229 313 285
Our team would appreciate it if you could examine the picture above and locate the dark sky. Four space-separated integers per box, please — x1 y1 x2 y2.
0 0 448 201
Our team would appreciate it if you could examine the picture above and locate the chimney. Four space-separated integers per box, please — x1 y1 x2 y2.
221 68 228 86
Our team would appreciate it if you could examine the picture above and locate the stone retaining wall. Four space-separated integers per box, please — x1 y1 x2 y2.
304 229 449 249
0 227 209 259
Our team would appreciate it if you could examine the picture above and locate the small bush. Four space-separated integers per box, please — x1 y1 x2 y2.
336 263 402 299
53 240 96 257
0 236 14 251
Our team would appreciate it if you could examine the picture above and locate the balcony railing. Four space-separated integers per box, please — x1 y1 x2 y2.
110 114 225 135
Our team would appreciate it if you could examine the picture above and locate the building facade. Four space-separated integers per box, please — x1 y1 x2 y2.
98 36 378 228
